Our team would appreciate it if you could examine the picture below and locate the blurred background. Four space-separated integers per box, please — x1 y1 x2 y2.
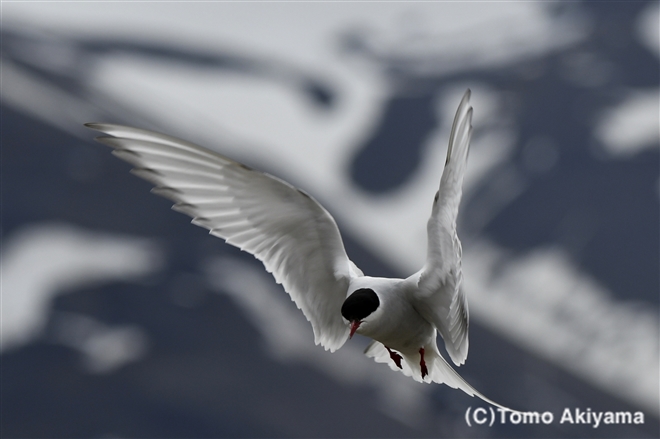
1 2 658 438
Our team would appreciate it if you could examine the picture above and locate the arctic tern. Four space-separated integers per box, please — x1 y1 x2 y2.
86 89 511 410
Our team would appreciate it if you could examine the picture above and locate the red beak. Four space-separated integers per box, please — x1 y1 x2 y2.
349 320 361 339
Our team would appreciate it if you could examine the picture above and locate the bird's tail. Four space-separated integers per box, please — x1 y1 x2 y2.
364 340 513 411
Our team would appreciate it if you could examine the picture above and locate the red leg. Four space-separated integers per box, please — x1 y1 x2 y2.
419 348 428 379
385 346 403 369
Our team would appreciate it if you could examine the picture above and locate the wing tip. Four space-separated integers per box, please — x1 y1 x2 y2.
130 167 161 178
151 187 184 201
84 122 121 133
171 203 198 216
94 135 120 148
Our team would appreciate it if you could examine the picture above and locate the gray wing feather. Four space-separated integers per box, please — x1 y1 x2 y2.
412 90 472 366
86 123 359 352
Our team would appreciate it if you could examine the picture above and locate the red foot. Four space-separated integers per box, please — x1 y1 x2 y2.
385 346 403 369
419 348 428 379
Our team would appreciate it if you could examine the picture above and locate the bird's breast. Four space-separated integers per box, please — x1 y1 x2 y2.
359 294 434 354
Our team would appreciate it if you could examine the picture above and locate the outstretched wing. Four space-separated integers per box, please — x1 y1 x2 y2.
412 89 472 366
86 123 362 352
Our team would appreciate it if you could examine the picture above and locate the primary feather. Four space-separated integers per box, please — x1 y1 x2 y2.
85 122 359 352
413 89 472 366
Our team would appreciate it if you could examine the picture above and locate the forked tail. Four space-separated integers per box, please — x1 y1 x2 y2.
365 340 515 411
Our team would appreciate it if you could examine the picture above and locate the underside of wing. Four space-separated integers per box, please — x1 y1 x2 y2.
86 123 359 352
414 90 472 366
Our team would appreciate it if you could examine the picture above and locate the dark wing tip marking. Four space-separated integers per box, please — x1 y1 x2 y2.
297 188 312 199
173 202 195 209
152 186 183 195
111 147 140 157
171 203 198 215
96 135 123 147
131 167 163 177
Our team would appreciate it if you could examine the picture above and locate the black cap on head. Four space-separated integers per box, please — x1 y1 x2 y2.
341 288 380 321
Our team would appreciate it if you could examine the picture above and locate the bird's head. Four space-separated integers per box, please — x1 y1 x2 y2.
341 288 380 338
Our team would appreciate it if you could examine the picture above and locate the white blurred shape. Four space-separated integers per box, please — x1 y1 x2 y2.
1 60 101 137
1 222 161 351
595 89 660 157
52 311 149 374
2 3 587 201
204 256 431 427
464 242 660 413
637 2 660 57
342 2 586 75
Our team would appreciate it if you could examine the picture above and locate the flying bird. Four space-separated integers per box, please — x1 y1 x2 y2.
86 89 510 410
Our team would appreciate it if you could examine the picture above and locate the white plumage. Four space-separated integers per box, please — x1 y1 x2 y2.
86 89 511 410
